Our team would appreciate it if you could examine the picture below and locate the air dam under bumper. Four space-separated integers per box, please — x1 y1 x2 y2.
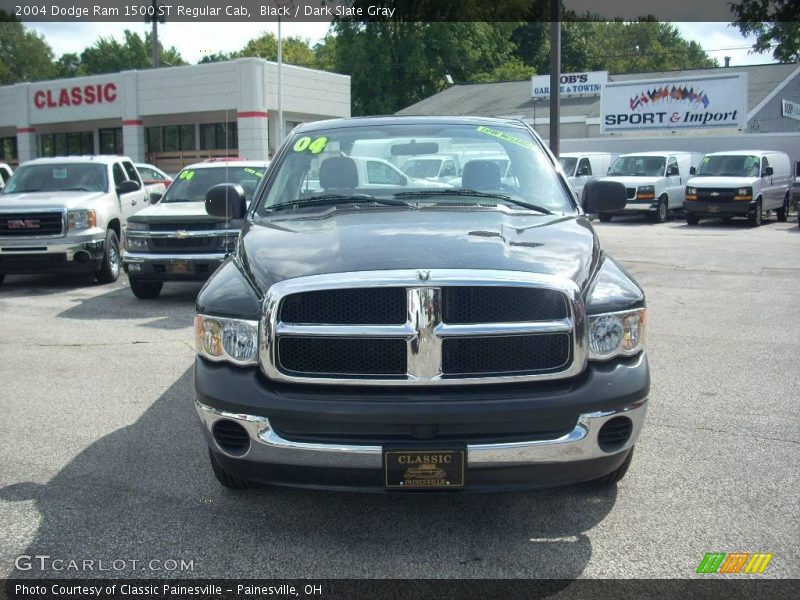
195 353 649 491
683 200 755 218
122 251 226 281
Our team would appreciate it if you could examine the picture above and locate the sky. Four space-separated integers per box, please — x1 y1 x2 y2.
28 21 775 69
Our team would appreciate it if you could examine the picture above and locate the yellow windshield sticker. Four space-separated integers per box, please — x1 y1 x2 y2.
243 168 264 178
293 136 328 154
179 170 196 181
476 126 536 151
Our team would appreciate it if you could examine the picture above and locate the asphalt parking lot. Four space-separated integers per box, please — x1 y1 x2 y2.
0 215 798 580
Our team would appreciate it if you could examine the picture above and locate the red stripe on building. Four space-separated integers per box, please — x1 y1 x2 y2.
237 111 269 118
122 119 144 126
17 127 35 134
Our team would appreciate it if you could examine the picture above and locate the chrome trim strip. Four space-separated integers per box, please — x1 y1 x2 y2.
195 399 647 467
259 269 587 386
127 229 238 238
122 251 227 262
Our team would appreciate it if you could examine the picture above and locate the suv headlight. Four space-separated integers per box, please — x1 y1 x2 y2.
636 185 655 199
195 314 259 366
686 186 697 196
735 187 753 200
126 236 148 251
126 221 148 232
588 309 646 361
67 209 96 230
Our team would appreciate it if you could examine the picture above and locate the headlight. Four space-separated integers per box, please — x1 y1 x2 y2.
67 209 96 230
125 236 148 251
195 315 259 366
588 308 646 361
126 221 148 232
686 187 697 196
636 185 655 199
735 187 753 200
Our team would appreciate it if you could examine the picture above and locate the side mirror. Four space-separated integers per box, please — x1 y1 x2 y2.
582 179 627 213
763 166 773 177
117 180 140 195
206 183 247 219
689 166 696 175
149 192 163 204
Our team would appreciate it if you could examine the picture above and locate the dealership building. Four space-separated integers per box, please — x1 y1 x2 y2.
0 58 350 171
399 63 800 163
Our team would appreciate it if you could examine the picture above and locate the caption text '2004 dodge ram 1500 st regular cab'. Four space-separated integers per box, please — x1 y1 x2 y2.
194 116 649 492
0 156 148 285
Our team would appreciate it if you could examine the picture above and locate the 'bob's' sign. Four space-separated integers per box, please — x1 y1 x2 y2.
32 82 117 109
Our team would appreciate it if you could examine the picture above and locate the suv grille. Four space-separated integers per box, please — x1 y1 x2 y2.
148 221 219 231
0 212 64 237
263 271 581 385
149 237 217 252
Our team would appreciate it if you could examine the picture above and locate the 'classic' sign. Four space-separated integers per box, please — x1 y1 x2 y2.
601 73 747 133
531 71 607 98
32 83 118 109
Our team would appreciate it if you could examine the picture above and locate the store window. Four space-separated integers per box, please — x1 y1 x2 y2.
199 122 238 151
39 131 94 157
145 125 196 153
99 128 123 155
0 137 17 162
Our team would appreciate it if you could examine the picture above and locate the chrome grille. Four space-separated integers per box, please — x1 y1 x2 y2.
260 270 586 386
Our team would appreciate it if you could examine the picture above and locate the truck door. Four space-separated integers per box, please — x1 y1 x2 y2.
665 156 681 209
760 156 776 209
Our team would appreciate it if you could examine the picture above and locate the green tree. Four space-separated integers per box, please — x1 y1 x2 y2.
730 0 800 61
80 30 186 75
0 21 55 84
54 53 85 78
235 32 318 68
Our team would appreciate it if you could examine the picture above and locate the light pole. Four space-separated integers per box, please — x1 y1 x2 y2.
277 15 283 148
549 0 561 157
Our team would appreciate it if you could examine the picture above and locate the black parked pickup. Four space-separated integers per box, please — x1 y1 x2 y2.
193 116 649 492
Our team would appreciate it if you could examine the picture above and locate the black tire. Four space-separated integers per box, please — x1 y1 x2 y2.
129 278 163 299
686 213 699 226
209 449 253 490
598 212 613 223
776 193 790 222
95 229 121 283
592 447 635 486
651 195 668 223
748 199 763 227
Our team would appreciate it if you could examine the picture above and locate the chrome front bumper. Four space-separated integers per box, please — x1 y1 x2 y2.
196 399 647 469
122 251 227 263
0 228 106 260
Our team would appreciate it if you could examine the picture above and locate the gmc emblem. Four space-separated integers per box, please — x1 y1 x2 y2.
7 219 41 229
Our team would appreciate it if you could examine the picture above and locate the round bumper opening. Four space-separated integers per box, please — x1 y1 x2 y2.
597 416 633 452
212 419 250 456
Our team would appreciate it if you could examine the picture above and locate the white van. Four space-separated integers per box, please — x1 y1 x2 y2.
684 151 793 227
558 152 617 198
600 151 704 222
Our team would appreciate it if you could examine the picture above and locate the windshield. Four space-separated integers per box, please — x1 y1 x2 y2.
258 123 573 214
696 155 760 177
161 165 266 203
608 156 666 177
558 157 578 176
2 163 107 194
402 158 443 178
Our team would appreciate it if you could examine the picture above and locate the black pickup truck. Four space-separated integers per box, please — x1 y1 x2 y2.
193 116 648 492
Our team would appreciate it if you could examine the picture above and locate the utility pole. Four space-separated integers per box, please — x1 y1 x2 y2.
145 0 166 68
549 0 561 157
277 15 284 147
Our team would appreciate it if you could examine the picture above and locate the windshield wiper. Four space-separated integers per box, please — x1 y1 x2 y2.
268 194 412 212
394 189 555 215
61 187 95 192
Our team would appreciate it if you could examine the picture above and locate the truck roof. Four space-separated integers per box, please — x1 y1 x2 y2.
618 151 698 158
295 115 531 134
703 150 783 157
179 160 269 170
22 155 134 165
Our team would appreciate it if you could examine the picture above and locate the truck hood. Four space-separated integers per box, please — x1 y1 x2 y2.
128 201 228 224
0 191 105 211
686 176 758 188
239 208 600 295
601 176 662 187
